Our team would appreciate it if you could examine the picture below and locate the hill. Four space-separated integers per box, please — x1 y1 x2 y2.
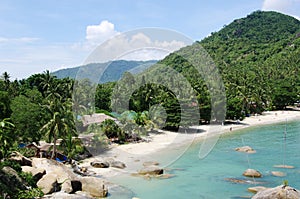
123 11 300 124
52 60 157 83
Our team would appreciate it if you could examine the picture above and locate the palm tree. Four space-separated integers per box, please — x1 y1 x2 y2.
2 72 10 91
0 118 15 159
40 99 76 159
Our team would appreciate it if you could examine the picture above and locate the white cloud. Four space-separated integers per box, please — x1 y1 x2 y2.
262 0 291 11
86 20 119 45
0 37 39 43
84 31 188 64
262 0 300 19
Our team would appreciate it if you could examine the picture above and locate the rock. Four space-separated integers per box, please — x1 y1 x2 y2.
271 171 286 177
248 186 267 193
80 177 108 197
61 179 73 193
235 146 256 153
9 151 32 166
273 164 295 169
225 178 266 185
32 158 77 183
109 160 126 169
143 161 160 167
243 169 262 178
37 173 60 194
138 166 164 175
21 166 46 181
90 161 109 168
0 166 27 193
252 185 300 199
42 191 94 199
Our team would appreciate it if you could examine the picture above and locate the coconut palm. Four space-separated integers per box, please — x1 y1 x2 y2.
0 118 15 159
40 99 76 159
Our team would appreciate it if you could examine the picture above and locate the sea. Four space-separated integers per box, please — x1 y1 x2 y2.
107 119 300 199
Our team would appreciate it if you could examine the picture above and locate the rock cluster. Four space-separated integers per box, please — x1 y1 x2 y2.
18 157 109 198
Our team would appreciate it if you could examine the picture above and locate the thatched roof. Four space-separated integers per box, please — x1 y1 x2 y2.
81 113 116 126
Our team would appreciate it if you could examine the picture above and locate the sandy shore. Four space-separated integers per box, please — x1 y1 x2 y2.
79 110 300 178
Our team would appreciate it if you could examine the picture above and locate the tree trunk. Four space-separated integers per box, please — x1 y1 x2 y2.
51 135 57 159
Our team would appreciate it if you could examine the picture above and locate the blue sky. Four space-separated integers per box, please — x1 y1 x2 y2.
0 0 300 79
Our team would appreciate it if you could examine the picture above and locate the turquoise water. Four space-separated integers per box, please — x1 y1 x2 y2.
109 120 300 198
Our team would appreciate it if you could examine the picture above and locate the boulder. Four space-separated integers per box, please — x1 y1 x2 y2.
9 151 32 166
0 166 26 192
90 161 109 168
109 160 126 169
32 158 77 183
271 171 286 177
252 185 300 199
37 173 60 194
80 177 108 197
248 186 267 193
61 179 73 193
21 166 46 181
243 169 262 178
235 146 256 153
42 191 94 199
143 161 160 167
138 166 164 175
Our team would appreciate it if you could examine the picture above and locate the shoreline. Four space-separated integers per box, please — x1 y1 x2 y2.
79 110 300 179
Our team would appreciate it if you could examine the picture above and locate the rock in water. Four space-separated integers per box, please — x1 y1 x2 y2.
271 171 286 177
235 146 256 153
252 185 300 199
248 186 267 193
143 161 160 167
138 166 164 175
243 169 262 178
109 160 126 169
273 164 295 169
90 161 109 168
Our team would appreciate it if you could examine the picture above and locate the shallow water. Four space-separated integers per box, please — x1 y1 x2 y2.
109 120 300 198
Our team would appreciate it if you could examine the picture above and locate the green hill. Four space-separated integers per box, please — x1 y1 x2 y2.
124 11 300 124
52 60 157 83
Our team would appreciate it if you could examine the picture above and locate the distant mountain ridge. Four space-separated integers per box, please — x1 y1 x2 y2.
52 60 157 83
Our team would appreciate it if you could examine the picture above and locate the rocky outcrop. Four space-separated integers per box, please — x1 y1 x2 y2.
138 166 164 175
21 165 46 181
9 151 32 166
235 146 256 153
28 158 109 197
243 169 262 178
252 185 300 199
0 166 27 197
81 177 108 197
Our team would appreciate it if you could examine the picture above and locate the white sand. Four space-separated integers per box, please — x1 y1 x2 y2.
79 110 300 178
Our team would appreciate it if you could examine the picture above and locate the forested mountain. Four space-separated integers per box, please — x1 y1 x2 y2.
120 11 300 126
52 60 157 83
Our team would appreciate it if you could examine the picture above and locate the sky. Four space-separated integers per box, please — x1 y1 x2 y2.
0 0 300 80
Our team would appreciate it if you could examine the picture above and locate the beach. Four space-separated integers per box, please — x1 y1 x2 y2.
79 110 300 179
